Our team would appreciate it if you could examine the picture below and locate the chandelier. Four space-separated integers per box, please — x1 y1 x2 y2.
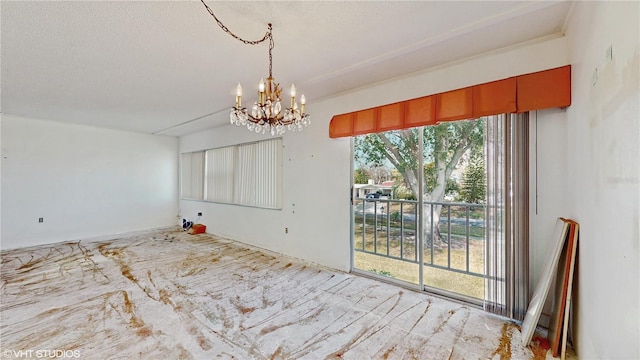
200 1 310 136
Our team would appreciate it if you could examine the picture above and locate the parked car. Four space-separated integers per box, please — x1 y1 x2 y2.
365 193 390 199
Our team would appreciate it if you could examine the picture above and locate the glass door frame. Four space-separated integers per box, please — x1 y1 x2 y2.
349 129 426 292
349 128 484 307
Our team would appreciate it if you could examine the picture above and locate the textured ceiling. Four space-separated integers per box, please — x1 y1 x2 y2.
1 1 573 136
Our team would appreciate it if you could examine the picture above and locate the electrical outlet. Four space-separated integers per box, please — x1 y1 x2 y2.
38 217 44 223
285 227 288 234
197 212 202 217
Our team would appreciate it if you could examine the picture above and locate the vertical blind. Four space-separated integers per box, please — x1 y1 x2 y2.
181 151 204 200
181 138 282 209
205 147 235 203
235 143 257 206
254 139 283 208
485 113 530 320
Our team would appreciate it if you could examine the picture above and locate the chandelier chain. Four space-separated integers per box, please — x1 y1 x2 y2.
200 0 274 77
200 0 271 45
200 0 309 135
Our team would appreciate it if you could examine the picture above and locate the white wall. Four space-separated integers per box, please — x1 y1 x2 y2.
1 115 179 249
179 120 352 271
564 2 640 358
0 116 3 243
529 107 569 327
180 36 570 275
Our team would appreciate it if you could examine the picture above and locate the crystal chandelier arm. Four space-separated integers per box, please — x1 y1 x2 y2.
202 0 310 135
200 0 271 46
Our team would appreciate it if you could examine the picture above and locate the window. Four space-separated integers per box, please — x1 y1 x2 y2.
205 147 234 203
351 114 529 319
181 151 204 200
235 139 282 208
181 138 282 209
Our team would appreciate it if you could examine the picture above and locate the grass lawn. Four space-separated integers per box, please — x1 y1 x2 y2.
354 225 485 299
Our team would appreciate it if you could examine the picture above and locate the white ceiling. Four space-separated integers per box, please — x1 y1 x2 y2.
1 1 573 137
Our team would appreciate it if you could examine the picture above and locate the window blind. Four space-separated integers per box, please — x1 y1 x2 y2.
205 147 235 203
181 151 204 200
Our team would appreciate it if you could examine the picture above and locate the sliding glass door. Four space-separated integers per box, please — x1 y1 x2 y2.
352 120 487 301
353 128 421 285
352 114 529 313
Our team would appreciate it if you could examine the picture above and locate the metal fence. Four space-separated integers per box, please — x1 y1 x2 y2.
353 198 486 278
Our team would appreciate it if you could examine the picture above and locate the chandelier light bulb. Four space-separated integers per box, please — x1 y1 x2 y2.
200 1 311 136
259 79 266 104
289 83 296 109
236 83 242 107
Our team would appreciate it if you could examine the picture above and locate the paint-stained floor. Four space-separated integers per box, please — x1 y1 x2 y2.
0 228 573 359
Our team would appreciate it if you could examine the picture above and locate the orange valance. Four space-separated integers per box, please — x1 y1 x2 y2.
329 65 571 138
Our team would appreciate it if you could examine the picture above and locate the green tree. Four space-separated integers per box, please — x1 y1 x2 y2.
355 119 485 243
354 168 369 184
368 166 391 184
457 153 486 203
424 162 460 198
